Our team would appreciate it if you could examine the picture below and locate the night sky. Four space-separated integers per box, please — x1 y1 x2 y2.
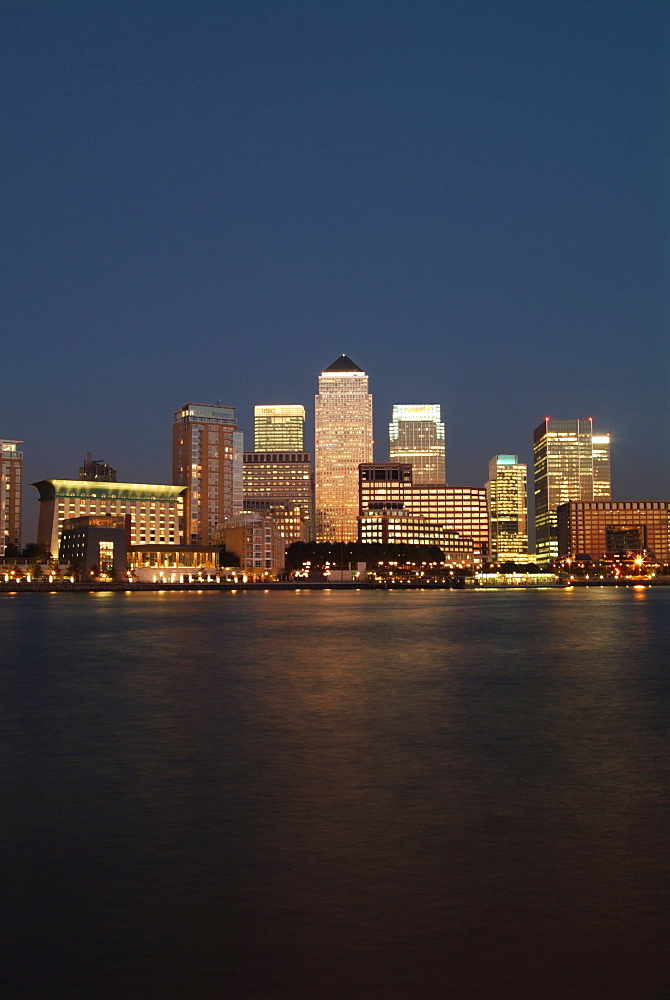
3 0 668 542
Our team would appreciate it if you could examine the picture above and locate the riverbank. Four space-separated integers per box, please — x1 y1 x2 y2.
1 577 669 593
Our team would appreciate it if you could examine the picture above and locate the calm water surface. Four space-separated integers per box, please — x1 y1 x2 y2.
2 588 669 999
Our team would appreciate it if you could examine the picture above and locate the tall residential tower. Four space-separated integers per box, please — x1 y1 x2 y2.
533 418 611 564
1 440 23 557
172 403 243 545
389 405 446 484
315 355 373 542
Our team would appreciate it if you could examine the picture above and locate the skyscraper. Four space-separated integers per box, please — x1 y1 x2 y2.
486 455 528 561
533 417 611 564
254 405 305 451
315 355 373 542
1 440 22 557
172 403 243 545
592 434 612 498
389 405 446 483
244 404 313 545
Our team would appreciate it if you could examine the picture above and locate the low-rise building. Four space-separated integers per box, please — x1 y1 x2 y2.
557 501 670 563
215 513 285 579
359 463 489 561
127 544 225 583
59 515 128 580
358 510 474 567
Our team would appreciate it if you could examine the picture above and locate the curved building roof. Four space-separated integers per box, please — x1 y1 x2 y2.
32 480 187 501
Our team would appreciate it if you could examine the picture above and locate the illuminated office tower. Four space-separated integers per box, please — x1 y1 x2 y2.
1 440 23 556
389 405 445 483
245 404 313 544
172 403 243 545
315 355 373 542
486 455 528 561
592 434 612 498
254 405 305 451
533 417 611 564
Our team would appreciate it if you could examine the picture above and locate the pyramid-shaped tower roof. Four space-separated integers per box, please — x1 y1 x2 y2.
322 354 365 374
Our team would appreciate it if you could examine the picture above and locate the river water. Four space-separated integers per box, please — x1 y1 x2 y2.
2 588 669 999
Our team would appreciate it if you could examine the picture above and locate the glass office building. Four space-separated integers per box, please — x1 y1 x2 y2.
254 405 305 451
388 405 446 484
534 418 611 564
486 455 528 560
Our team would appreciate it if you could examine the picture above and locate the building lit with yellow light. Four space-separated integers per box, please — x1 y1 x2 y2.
127 544 224 583
359 463 489 561
557 501 669 564
533 418 611 564
389 404 445 484
315 355 373 542
214 513 285 578
486 455 528 560
1 440 22 557
172 403 243 545
254 405 305 451
359 509 475 566
32 479 187 556
243 451 314 544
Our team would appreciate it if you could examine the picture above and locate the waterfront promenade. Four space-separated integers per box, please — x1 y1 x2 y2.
1 577 669 594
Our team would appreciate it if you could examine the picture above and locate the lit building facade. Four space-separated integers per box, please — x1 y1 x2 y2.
172 403 243 545
359 511 475 566
254 405 305 451
315 355 373 542
557 501 670 564
32 479 186 556
533 418 611 564
486 455 528 561
243 451 314 544
592 435 612 499
389 405 446 484
128 545 223 583
359 464 489 560
1 440 22 557
215 513 285 578
58 515 128 579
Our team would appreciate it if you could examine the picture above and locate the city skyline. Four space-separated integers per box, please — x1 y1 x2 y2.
7 369 668 547
2 2 668 541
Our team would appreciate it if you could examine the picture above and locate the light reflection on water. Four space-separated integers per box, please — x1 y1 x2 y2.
2 589 670 999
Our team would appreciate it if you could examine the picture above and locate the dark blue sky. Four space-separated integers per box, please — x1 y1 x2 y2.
3 0 668 540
